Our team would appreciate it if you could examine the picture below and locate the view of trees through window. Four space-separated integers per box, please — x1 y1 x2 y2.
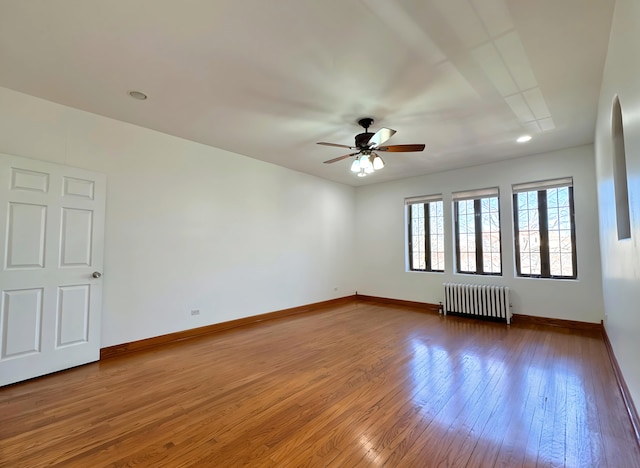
514 185 576 278
455 196 501 275
408 200 444 272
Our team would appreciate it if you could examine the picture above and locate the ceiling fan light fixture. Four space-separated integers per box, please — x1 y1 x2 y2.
372 154 385 170
364 165 375 174
350 157 361 172
357 171 367 177
360 154 372 171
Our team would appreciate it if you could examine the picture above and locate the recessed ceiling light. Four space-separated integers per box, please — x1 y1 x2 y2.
516 135 532 143
128 90 148 100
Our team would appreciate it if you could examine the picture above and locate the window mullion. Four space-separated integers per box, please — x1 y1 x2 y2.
538 190 550 277
407 205 414 271
454 202 461 273
513 193 522 276
569 187 578 278
474 198 483 274
424 203 431 271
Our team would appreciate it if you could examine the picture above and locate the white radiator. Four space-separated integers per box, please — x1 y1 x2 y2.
443 283 511 324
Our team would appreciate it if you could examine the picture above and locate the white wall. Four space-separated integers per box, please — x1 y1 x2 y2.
0 86 357 347
594 0 640 407
355 145 604 323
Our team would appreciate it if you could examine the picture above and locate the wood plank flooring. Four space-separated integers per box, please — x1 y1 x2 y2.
1 301 639 467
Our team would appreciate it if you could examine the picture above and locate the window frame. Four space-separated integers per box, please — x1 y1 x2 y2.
453 189 502 276
513 180 578 279
406 197 444 273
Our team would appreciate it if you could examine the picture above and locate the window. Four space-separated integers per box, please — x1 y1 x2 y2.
453 188 501 275
513 178 577 279
406 195 444 272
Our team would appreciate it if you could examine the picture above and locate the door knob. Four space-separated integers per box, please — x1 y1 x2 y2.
92 271 102 278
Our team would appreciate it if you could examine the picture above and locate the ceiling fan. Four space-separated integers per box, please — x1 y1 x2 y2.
317 118 425 177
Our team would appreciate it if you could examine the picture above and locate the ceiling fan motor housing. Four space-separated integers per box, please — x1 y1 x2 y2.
355 118 375 147
355 132 374 148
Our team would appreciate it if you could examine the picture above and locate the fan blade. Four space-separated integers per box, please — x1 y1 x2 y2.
376 144 426 152
368 128 397 147
317 142 355 149
323 152 359 164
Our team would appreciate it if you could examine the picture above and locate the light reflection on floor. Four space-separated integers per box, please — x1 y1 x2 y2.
407 328 594 462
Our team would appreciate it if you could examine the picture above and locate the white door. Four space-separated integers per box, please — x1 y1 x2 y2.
0 153 105 387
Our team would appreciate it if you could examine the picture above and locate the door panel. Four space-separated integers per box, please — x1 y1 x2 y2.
11 168 49 192
60 208 93 266
0 153 105 386
6 202 47 269
1 288 43 358
57 285 90 347
63 177 94 199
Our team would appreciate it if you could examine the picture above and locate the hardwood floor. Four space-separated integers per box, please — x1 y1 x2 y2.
1 301 639 467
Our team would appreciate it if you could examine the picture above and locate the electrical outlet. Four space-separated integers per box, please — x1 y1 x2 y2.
191 309 200 316
334 287 338 292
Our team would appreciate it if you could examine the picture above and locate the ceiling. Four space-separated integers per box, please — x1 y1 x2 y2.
0 0 615 186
